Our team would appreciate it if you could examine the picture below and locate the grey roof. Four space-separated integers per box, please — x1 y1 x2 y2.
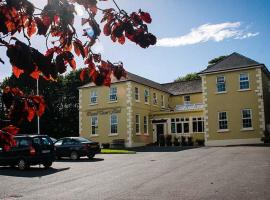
161 79 202 95
199 52 262 74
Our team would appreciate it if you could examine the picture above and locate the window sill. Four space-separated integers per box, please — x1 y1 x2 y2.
108 101 118 104
90 134 99 137
136 133 141 136
153 104 158 107
109 134 118 137
144 133 149 136
89 103 98 106
217 129 229 133
216 91 227 94
241 128 254 131
135 100 140 103
144 102 149 105
237 88 251 92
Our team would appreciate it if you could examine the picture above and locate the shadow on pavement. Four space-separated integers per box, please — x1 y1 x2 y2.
55 157 104 162
128 146 201 152
0 167 70 178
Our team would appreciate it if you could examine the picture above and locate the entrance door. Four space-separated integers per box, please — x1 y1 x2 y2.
156 124 164 144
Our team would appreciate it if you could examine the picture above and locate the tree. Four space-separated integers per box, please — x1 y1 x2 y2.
174 73 200 82
208 55 227 66
0 0 157 150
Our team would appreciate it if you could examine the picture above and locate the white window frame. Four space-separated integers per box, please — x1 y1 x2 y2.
242 109 253 129
183 95 191 105
153 92 157 105
135 114 141 135
90 115 98 135
161 95 165 108
135 87 140 102
239 73 250 90
109 87 118 102
218 111 228 131
170 118 190 134
110 114 118 135
143 116 148 135
192 117 204 133
216 76 226 93
144 89 149 104
90 90 98 104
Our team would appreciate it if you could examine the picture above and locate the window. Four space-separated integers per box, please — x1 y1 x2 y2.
110 114 118 134
239 73 250 90
91 115 98 135
143 116 148 134
144 89 149 103
135 87 139 101
90 90 97 104
161 95 165 107
192 117 204 133
109 87 117 102
135 114 140 134
216 76 226 92
153 92 157 105
183 95 191 105
242 109 252 129
218 112 228 130
171 118 189 134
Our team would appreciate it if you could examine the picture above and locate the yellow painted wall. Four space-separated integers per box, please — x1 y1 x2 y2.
205 68 262 141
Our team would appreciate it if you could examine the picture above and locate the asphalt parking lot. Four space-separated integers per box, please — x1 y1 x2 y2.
0 146 270 200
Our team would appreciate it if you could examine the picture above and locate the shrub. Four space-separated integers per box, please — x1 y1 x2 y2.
173 136 180 146
166 134 172 146
187 137 194 146
102 143 110 149
196 139 205 146
262 130 270 143
159 134 165 146
181 136 187 146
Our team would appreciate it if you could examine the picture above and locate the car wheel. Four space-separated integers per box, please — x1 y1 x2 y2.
70 151 79 160
87 153 95 159
43 162 53 169
17 159 28 171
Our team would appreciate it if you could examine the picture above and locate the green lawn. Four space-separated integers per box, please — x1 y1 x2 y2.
101 149 136 154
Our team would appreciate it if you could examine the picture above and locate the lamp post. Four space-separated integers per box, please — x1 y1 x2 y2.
37 79 40 135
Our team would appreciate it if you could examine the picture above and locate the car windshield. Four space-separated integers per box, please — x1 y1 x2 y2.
75 137 92 143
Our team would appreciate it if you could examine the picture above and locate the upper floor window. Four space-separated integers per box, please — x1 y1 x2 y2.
242 109 252 129
109 87 117 102
91 115 98 135
218 111 228 130
216 76 226 93
153 92 157 105
144 89 149 103
183 95 191 105
90 90 97 104
161 95 165 107
135 114 140 134
239 73 250 90
143 116 148 134
110 114 118 134
134 87 139 101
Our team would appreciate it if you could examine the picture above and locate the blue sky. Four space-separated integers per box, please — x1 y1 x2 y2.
0 0 269 83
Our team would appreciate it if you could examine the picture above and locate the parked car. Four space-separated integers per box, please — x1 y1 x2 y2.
54 137 100 160
0 135 55 170
50 137 57 143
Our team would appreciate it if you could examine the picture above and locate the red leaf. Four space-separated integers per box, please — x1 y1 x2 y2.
27 21 37 37
2 125 20 135
30 69 40 80
80 68 88 81
69 59 76 70
140 11 152 23
27 107 36 122
118 35 125 44
12 66 24 78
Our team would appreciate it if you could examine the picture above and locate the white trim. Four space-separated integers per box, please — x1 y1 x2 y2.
241 108 253 129
218 111 228 130
109 86 118 102
144 89 150 104
241 128 254 131
135 114 141 135
216 75 226 93
237 89 251 92
239 73 250 90
161 94 165 108
90 90 98 104
199 65 262 75
110 113 118 135
217 129 229 133
215 91 227 94
90 115 98 136
143 116 149 135
134 86 140 102
183 95 191 105
206 138 262 146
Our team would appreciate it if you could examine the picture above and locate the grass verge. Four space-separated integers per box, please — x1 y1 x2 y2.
101 149 136 154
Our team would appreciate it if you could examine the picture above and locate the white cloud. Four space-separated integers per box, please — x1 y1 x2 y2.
156 22 259 47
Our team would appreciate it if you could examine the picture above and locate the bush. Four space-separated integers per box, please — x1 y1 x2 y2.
196 139 205 146
173 136 180 146
159 134 165 146
181 136 187 146
166 134 172 146
102 143 110 149
187 137 194 146
262 130 270 143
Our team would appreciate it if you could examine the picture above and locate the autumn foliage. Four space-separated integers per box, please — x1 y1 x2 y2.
0 0 156 149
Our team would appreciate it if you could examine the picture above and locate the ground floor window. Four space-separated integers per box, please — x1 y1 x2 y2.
171 118 189 134
242 109 252 128
192 117 204 133
91 115 98 135
143 116 148 134
218 112 228 130
135 114 140 134
110 114 118 134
